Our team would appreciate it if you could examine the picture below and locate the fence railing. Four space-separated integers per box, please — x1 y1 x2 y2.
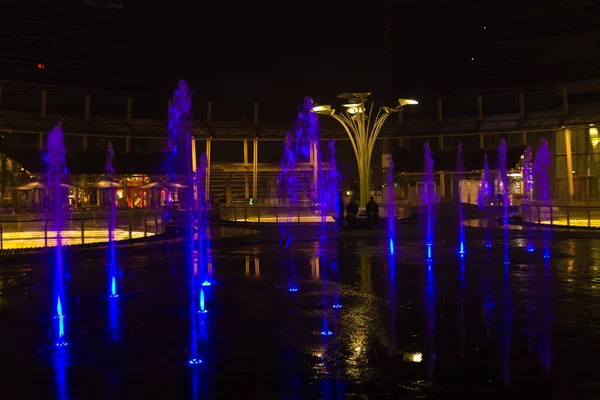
521 204 600 229
220 204 411 223
0 213 166 251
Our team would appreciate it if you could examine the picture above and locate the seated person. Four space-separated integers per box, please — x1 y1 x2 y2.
346 197 359 216
366 197 379 215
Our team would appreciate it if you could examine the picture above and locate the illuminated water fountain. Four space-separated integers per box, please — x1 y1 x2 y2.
456 141 465 258
46 122 68 347
481 154 493 247
106 141 119 298
498 139 510 265
522 146 535 252
386 155 396 255
534 138 551 258
423 142 435 261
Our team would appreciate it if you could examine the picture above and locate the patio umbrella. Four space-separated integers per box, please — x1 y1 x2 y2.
86 180 124 189
13 181 74 190
140 182 188 189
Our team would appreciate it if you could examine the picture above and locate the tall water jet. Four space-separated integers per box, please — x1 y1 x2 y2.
386 155 396 255
196 154 212 287
534 139 551 258
278 97 321 243
46 122 68 346
456 141 465 258
106 141 119 298
423 142 435 261
522 146 535 252
498 139 510 265
481 154 493 247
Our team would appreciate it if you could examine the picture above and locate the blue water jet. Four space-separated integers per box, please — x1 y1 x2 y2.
108 295 120 342
46 123 68 346
288 261 299 292
106 141 119 298
53 344 69 400
481 154 493 247
522 146 535 252
386 155 396 255
198 288 207 314
423 142 435 261
534 138 552 259
456 142 466 257
498 140 510 265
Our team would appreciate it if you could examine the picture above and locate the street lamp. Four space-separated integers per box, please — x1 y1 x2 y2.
313 93 417 206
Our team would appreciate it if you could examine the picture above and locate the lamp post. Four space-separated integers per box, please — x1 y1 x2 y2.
313 93 417 206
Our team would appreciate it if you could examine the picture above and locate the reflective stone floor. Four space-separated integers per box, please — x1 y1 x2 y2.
1 225 600 399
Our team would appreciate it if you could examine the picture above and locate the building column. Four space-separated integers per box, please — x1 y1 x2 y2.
205 139 212 202
41 90 47 118
440 171 446 198
125 136 131 153
38 133 44 149
252 138 258 201
191 137 197 206
243 139 249 199
439 135 444 151
85 94 91 121
311 139 318 201
82 135 88 151
565 128 574 202
479 133 484 149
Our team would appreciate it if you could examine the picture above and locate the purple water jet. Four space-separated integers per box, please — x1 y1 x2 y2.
456 141 465 257
46 122 68 346
481 154 493 247
106 141 119 298
498 139 509 265
423 142 435 260
534 138 551 258
386 155 396 254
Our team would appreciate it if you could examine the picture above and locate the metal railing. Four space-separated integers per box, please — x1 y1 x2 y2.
521 204 600 229
0 212 166 251
220 204 411 223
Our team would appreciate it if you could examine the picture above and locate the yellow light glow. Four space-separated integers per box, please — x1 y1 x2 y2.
590 127 599 148
0 229 153 250
399 98 418 106
403 352 423 363
231 216 336 223
312 105 331 112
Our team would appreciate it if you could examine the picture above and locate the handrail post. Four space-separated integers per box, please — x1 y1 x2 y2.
244 207 247 222
129 219 132 240
234 207 237 222
537 206 541 224
81 219 85 245
0 222 3 251
144 217 148 237
549 205 553 226
155 216 158 235
297 211 300 223
44 220 48 248
566 207 570 228
588 209 592 228
258 208 260 223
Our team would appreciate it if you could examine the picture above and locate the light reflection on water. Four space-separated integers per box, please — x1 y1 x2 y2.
5 236 600 397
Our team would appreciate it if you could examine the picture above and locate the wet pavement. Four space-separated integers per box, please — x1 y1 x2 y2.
1 223 600 399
